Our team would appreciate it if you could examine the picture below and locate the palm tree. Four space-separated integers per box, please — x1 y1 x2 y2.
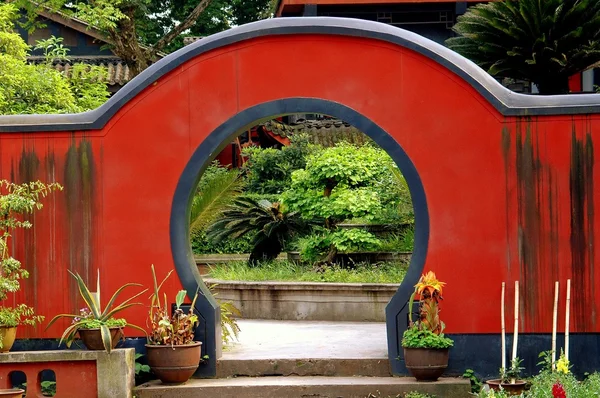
189 169 244 234
206 197 312 264
446 0 600 95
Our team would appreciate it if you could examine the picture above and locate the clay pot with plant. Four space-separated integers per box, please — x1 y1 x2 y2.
46 271 147 352
145 265 202 384
0 181 62 353
402 271 453 381
486 357 526 395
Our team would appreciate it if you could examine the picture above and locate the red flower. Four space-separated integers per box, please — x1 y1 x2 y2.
552 382 566 398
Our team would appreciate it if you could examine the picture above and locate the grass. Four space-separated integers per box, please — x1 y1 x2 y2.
207 260 408 283
379 227 414 252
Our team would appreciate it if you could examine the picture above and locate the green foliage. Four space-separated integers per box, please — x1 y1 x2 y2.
138 0 274 52
77 317 126 329
207 197 312 263
500 357 524 383
208 260 408 284
191 230 255 254
477 389 510 398
446 0 600 94
297 229 382 262
405 392 436 398
281 143 406 223
462 369 483 394
190 165 243 233
41 380 56 396
0 4 109 115
537 350 553 372
243 134 312 195
207 284 242 346
0 305 41 328
378 228 414 253
148 265 199 346
0 180 62 339
45 271 147 353
135 353 151 376
401 327 454 349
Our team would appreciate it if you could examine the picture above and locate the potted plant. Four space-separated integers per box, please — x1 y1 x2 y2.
46 270 147 352
0 180 62 352
486 357 526 395
145 264 201 384
402 271 453 381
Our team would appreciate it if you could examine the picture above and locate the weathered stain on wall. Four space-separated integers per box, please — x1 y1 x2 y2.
64 138 96 312
17 147 41 312
569 128 595 331
506 119 561 331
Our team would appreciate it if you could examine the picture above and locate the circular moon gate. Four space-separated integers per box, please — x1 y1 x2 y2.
170 98 429 376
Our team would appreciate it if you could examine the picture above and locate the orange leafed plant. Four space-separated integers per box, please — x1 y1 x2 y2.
409 271 445 335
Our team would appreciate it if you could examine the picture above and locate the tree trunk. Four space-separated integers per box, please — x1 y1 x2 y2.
107 7 151 78
535 76 570 95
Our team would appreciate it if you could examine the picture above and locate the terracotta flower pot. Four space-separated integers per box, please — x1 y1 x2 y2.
403 347 449 381
78 328 123 351
145 342 202 384
0 389 24 398
486 379 527 395
0 327 17 353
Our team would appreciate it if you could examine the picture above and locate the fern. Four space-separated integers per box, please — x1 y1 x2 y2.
190 170 243 233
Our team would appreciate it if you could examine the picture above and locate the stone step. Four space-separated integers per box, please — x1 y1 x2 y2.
216 357 391 377
134 376 472 398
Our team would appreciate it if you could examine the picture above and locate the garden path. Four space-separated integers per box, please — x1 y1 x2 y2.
222 319 387 359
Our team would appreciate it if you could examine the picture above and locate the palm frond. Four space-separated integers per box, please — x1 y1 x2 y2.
190 169 243 233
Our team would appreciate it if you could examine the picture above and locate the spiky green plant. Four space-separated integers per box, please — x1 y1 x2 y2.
446 0 600 94
206 196 313 264
46 271 147 353
190 168 243 233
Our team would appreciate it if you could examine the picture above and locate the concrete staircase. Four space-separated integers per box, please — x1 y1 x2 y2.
134 375 471 398
133 320 471 398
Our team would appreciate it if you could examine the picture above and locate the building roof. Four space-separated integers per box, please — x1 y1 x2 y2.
261 119 369 146
276 0 486 16
28 56 131 86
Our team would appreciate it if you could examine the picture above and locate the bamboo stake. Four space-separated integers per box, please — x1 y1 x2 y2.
501 282 506 371
565 279 571 361
552 281 559 370
512 281 519 361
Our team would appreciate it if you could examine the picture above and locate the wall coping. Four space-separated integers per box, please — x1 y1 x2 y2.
0 348 134 363
205 278 400 292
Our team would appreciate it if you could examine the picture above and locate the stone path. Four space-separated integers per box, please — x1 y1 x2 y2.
221 319 388 360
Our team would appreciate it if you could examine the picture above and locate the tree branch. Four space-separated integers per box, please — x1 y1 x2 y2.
151 0 212 54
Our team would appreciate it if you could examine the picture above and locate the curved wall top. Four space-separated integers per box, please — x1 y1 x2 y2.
1 17 600 132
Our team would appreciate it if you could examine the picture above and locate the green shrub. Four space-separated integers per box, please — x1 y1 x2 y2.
243 134 312 195
191 230 255 254
297 229 382 262
401 327 453 349
281 142 406 223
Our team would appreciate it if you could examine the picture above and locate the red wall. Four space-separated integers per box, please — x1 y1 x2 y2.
1 32 599 340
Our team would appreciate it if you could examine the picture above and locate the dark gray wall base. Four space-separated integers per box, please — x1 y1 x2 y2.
395 333 599 379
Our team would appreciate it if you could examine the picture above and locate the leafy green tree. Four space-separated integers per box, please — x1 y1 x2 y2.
446 0 600 94
281 143 402 224
20 0 275 76
281 143 408 263
0 4 109 115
